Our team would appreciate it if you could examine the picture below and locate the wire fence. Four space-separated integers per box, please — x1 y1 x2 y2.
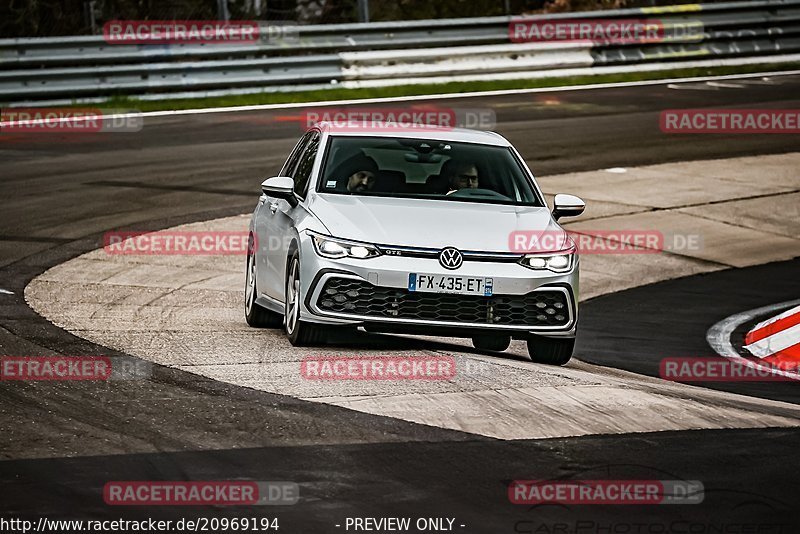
0 0 746 37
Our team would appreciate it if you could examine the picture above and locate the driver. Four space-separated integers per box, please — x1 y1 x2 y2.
347 168 377 193
342 154 379 193
442 160 479 194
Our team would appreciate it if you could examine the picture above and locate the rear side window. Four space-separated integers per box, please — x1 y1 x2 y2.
292 132 320 197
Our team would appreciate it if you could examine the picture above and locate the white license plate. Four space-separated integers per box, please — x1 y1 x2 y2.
408 273 493 296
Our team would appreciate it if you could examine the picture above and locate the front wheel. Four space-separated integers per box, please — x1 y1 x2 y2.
527 337 574 366
284 253 328 346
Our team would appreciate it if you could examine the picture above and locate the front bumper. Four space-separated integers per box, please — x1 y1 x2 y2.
297 235 579 338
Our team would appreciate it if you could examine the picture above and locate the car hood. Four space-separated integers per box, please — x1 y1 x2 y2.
308 194 564 253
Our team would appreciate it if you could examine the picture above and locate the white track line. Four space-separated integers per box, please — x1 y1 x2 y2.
667 83 719 91
3 69 800 127
705 81 747 89
706 299 800 381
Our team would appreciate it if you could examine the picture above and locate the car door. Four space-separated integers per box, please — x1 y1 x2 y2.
256 132 310 301
269 130 321 302
272 131 320 300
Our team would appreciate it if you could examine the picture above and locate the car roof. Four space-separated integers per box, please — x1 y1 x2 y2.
314 121 511 147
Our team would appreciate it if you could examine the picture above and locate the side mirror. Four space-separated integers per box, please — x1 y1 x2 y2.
552 193 585 221
261 176 298 208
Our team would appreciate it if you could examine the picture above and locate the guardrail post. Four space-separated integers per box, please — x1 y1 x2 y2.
83 0 98 34
357 0 370 23
217 0 231 21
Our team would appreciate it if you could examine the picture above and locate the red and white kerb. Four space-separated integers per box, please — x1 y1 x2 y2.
744 305 800 366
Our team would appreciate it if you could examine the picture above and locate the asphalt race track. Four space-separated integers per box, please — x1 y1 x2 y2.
2 74 800 532
3 429 800 529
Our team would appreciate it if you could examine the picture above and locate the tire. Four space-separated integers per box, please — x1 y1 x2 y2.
284 252 328 346
245 237 283 328
471 334 511 352
527 337 574 366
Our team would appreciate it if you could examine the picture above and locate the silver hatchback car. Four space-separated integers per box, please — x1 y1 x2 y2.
245 123 585 365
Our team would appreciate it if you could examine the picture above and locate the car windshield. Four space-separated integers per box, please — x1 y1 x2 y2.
317 136 544 206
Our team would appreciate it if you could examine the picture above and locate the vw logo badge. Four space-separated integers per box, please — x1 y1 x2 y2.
439 247 463 270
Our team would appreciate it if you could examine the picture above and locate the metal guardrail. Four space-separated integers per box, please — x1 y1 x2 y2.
3 0 800 103
0 56 342 99
0 19 513 68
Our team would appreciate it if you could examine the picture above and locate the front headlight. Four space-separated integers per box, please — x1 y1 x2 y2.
310 233 381 259
519 251 575 273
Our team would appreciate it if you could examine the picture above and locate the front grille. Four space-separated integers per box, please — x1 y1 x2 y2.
315 278 570 327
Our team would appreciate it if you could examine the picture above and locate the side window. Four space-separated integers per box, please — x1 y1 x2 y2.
280 132 311 178
292 132 320 197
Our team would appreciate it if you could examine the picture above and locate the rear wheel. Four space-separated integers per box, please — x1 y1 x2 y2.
285 253 328 346
527 337 574 366
245 239 282 328
471 334 511 352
